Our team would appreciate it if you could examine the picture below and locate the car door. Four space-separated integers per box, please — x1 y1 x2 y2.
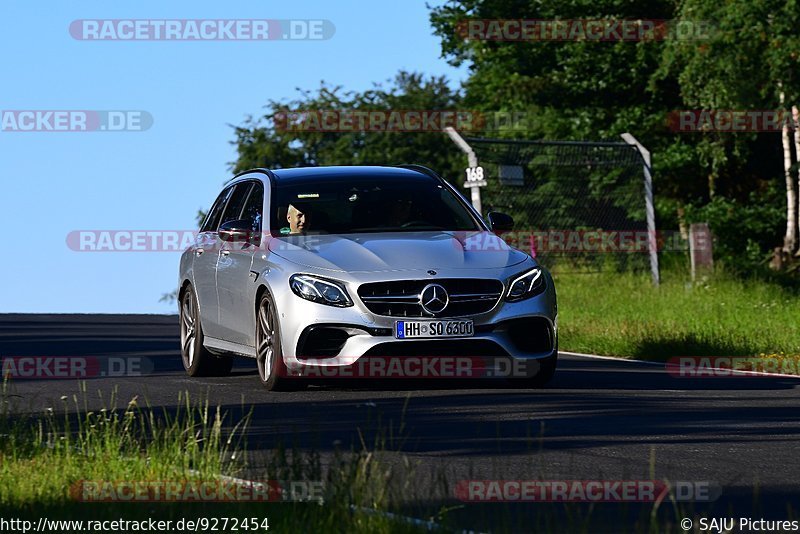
193 185 233 339
216 180 262 345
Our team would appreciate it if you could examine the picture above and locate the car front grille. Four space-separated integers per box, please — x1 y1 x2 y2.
357 278 504 318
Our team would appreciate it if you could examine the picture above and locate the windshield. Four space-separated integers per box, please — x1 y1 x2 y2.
270 175 481 235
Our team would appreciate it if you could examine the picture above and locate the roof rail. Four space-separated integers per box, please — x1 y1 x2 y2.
235 167 276 179
225 167 277 184
393 164 441 180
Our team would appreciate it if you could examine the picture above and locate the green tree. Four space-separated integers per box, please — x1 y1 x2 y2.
429 0 707 200
658 0 800 253
231 72 465 181
430 0 797 266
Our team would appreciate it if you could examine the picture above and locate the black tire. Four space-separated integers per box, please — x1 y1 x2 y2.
180 286 234 377
507 351 558 388
529 352 557 387
255 292 304 391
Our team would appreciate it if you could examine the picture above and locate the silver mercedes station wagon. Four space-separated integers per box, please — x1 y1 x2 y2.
178 165 557 390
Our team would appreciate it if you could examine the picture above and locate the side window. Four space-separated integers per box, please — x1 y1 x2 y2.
219 182 253 227
240 182 264 233
201 187 233 232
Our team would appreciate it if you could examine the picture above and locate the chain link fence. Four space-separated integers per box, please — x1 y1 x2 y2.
456 136 658 280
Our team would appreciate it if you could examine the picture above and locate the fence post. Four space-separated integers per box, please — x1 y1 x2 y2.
689 223 714 280
621 133 660 287
445 127 483 215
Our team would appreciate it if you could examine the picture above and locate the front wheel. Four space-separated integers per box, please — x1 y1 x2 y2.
255 292 303 391
180 286 233 377
507 352 557 389
529 352 557 387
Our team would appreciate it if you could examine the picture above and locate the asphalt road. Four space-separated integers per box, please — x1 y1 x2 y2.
2 314 799 531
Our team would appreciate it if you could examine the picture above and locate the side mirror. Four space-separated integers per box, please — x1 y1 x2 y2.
218 219 259 244
487 211 514 233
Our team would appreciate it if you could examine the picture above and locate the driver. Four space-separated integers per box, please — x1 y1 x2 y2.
386 198 413 228
287 203 311 234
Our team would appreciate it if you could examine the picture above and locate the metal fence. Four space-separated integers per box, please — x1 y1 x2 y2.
447 130 659 285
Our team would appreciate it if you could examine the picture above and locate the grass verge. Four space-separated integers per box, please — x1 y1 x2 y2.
555 268 800 367
0 384 422 533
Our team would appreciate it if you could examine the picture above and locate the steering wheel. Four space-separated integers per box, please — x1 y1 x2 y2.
400 220 434 228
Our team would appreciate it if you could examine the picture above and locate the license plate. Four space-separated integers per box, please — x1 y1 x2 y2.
395 320 474 339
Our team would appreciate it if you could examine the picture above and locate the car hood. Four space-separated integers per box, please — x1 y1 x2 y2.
267 231 529 272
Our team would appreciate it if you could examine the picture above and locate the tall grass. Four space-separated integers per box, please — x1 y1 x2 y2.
0 382 248 507
0 382 426 532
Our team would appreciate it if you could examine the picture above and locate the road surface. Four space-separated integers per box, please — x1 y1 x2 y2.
2 314 798 531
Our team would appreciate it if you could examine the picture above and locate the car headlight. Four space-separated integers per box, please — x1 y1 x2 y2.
505 267 545 302
289 274 353 307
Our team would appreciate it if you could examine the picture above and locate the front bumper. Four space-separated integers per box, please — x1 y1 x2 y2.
266 267 558 369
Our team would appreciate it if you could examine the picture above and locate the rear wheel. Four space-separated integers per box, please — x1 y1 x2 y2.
180 286 233 377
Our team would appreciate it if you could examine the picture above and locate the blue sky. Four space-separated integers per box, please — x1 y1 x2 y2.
0 1 468 313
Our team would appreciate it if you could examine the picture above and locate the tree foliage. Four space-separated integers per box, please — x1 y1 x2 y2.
429 0 799 266
230 72 464 181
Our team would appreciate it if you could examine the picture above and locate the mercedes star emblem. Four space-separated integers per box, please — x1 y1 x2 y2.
420 284 449 314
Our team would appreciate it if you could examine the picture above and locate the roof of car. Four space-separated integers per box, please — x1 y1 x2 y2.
240 165 440 184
